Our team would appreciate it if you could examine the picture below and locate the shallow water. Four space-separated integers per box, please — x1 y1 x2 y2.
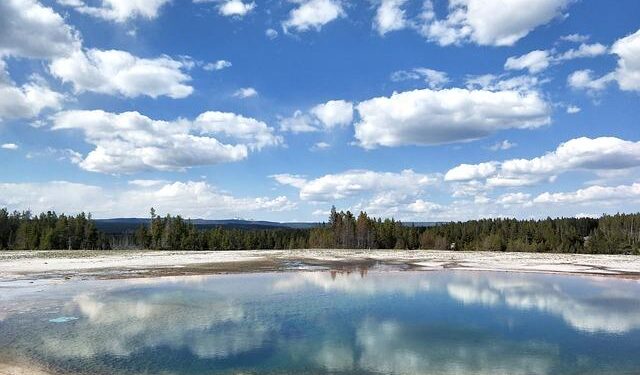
1 270 640 374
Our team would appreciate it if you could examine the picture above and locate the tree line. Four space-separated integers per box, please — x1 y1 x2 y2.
0 209 110 250
1 206 639 254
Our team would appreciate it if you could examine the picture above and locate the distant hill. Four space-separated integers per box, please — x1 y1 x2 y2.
94 218 442 233
94 218 321 233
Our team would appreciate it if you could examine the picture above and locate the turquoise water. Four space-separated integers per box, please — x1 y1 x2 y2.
1 269 640 374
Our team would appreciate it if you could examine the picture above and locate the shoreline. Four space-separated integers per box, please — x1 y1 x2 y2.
1 249 640 281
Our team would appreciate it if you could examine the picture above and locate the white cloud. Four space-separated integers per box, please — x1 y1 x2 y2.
280 99 353 132
272 169 438 202
496 192 531 207
391 68 449 89
566 105 581 114
560 33 589 43
270 174 307 189
445 162 499 182
374 0 408 35
279 110 318 133
58 0 171 23
0 62 65 121
49 49 193 98
407 199 443 214
218 0 256 17
567 69 615 91
51 110 280 174
354 88 550 149
567 29 640 93
203 60 232 71
534 182 640 204
504 50 551 74
266 28 279 39
310 100 353 129
557 43 607 60
1 143 19 150
419 0 571 47
0 180 295 218
489 140 517 151
283 0 345 32
446 137 640 186
194 111 281 150
611 28 640 91
465 74 543 92
0 0 81 59
233 87 258 98
310 142 331 151
505 44 606 74
25 147 83 164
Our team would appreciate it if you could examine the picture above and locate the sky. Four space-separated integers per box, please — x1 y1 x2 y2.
0 0 639 221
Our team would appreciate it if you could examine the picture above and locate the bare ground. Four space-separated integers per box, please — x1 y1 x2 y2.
1 249 640 281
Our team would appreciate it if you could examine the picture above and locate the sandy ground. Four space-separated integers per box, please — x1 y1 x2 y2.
0 363 53 375
1 249 640 281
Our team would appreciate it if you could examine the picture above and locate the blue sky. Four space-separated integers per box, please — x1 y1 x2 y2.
0 0 639 221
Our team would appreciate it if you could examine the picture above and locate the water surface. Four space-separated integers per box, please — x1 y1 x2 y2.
1 269 640 374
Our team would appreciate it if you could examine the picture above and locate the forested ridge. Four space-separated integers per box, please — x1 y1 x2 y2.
1 206 639 254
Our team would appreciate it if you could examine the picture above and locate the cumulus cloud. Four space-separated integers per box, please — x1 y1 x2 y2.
194 111 281 149
504 50 551 74
556 42 607 60
283 0 345 32
203 59 232 71
445 162 499 182
0 180 295 218
489 140 517 151
465 74 543 92
390 68 449 89
534 182 640 205
566 105 581 114
611 28 640 91
445 137 640 187
419 0 571 47
280 99 353 132
354 88 550 149
505 43 607 74
374 0 408 35
51 110 280 174
233 87 258 98
1 143 19 150
279 110 318 133
310 100 354 129
0 67 65 121
560 33 589 43
0 0 80 59
567 29 640 93
50 49 193 98
58 0 171 23
266 28 279 39
272 169 438 202
496 192 531 207
218 0 256 16
567 69 615 91
310 142 331 151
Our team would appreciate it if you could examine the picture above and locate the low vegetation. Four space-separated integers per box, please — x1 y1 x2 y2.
1 207 639 254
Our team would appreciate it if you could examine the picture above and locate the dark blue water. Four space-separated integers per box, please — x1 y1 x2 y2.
1 270 640 374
